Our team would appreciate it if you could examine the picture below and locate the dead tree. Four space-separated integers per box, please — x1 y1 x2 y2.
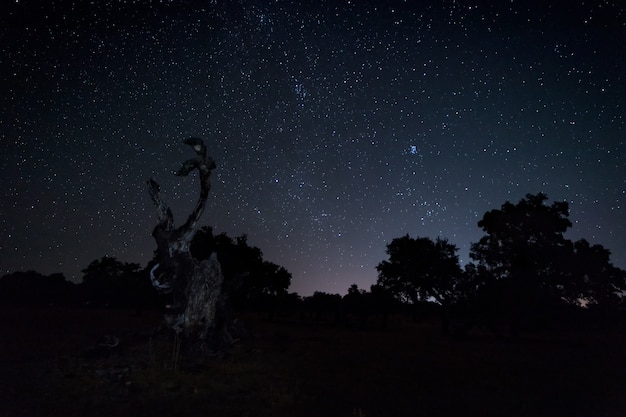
147 137 227 354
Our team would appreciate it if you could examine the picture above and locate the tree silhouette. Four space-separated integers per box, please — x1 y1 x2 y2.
469 193 626 329
376 235 464 332
302 291 343 322
0 270 77 307
81 256 142 308
342 284 387 328
471 193 571 279
368 283 400 330
560 238 626 308
376 235 463 305
342 284 366 320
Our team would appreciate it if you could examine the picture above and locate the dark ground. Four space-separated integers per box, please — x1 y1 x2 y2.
1 308 625 417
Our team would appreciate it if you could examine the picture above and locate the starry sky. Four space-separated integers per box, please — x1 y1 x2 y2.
2 0 625 296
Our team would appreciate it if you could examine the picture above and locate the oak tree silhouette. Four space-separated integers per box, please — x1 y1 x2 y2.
469 193 626 330
376 235 464 332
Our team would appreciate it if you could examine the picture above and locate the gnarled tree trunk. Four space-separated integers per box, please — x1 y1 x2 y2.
147 137 227 353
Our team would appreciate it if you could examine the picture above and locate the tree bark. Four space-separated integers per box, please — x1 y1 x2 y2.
147 137 226 352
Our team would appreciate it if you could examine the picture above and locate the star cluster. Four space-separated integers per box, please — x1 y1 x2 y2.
2 1 625 295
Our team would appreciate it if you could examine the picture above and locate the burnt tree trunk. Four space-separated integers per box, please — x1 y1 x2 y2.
147 137 227 353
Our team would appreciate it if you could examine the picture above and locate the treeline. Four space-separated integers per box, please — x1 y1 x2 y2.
0 227 293 311
0 270 83 308
2 193 625 333
0 263 159 310
0 266 401 328
268 194 626 333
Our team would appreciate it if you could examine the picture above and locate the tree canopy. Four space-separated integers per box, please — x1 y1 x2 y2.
469 193 625 310
190 226 292 310
3 191 624 332
376 235 463 306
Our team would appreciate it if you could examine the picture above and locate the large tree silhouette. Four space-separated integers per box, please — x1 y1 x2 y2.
470 193 571 282
376 235 464 332
376 235 463 307
469 193 625 327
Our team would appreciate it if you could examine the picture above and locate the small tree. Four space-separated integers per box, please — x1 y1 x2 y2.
369 283 398 330
81 256 141 308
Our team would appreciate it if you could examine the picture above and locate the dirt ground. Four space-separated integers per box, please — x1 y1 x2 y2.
1 308 625 417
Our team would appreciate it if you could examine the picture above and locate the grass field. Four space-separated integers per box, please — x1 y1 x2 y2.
1 308 625 417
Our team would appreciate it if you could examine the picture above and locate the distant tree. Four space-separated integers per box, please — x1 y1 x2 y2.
81 256 142 308
346 284 362 295
342 284 368 322
302 291 343 322
271 291 302 319
0 270 77 307
369 283 400 330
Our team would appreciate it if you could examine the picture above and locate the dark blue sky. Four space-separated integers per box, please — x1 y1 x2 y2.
2 0 625 295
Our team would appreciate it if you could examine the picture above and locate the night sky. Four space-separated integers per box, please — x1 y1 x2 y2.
2 0 625 296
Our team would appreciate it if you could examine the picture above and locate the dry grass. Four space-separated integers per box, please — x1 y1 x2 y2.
1 308 625 417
